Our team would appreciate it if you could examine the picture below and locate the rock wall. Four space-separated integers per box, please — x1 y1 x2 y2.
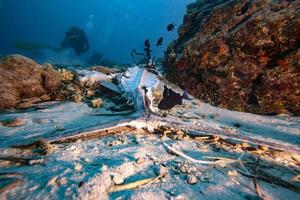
164 0 300 115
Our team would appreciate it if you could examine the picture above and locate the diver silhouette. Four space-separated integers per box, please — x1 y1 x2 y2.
61 27 90 56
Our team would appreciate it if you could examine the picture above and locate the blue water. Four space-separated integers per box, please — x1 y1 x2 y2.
0 0 194 64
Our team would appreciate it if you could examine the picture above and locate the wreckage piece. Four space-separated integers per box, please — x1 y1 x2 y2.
100 80 122 94
236 161 300 193
9 125 137 155
88 110 134 117
0 156 44 166
119 66 300 154
0 178 24 195
163 142 238 165
49 125 136 144
108 176 160 193
76 69 115 87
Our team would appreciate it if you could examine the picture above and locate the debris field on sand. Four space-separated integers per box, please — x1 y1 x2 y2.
1 124 299 199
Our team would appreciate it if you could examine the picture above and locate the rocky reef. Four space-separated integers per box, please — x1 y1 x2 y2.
164 0 300 115
0 55 61 110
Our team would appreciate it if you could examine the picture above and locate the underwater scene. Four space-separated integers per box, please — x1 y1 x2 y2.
0 0 300 199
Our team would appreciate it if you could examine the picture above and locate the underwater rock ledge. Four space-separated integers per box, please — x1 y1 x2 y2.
164 0 300 116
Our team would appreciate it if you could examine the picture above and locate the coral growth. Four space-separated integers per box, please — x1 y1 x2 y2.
165 0 300 115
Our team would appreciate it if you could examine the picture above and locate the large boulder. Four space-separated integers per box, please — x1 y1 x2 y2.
164 0 300 115
0 55 61 109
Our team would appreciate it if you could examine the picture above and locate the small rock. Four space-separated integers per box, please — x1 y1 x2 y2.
58 177 68 185
179 164 190 174
92 147 98 151
177 110 184 115
77 139 82 143
233 123 242 128
75 163 83 172
54 124 64 131
34 118 49 124
78 181 84 187
112 174 124 185
291 154 300 163
47 176 58 186
154 165 168 177
74 94 83 103
2 118 26 127
228 170 237 176
241 142 251 148
153 161 160 165
195 172 202 177
135 157 146 165
174 194 187 200
70 145 76 151
91 98 103 108
102 165 108 171
86 90 95 97
186 175 197 185
258 145 269 151
107 139 122 146
161 174 170 182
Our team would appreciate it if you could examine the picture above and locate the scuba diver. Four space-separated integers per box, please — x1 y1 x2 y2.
61 27 90 56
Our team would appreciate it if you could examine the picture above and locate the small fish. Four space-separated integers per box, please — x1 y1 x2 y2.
156 37 163 47
144 39 151 48
167 23 175 32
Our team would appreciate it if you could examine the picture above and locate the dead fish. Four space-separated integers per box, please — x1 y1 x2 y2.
156 37 163 47
167 23 175 32
158 86 192 110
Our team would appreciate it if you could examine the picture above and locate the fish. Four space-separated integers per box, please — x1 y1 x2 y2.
144 39 151 49
14 41 63 52
156 37 163 47
158 86 192 110
167 23 175 32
